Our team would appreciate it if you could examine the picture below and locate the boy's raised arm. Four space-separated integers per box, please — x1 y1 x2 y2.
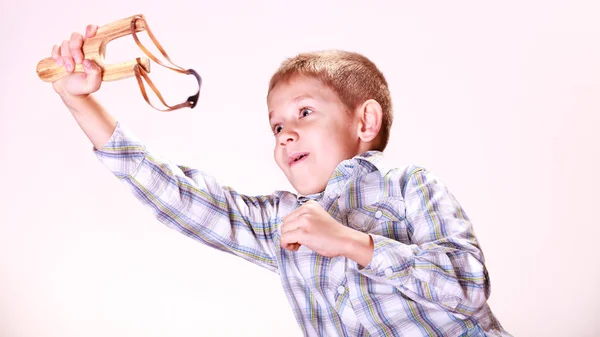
92 121 280 273
63 94 117 151
50 24 280 274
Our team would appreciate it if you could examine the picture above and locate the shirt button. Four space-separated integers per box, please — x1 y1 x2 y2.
337 286 345 294
384 268 393 277
375 210 383 219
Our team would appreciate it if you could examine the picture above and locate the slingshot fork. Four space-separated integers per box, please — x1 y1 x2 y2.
36 15 151 82
37 14 202 111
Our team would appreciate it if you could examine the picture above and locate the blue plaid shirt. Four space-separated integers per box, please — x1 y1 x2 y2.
93 121 512 337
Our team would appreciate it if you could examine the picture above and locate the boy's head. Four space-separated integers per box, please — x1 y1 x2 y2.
266 50 393 196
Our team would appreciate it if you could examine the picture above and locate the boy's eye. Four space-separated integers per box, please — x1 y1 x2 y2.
300 108 313 117
274 125 283 134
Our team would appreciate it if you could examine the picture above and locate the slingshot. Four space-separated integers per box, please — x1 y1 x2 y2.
36 14 201 111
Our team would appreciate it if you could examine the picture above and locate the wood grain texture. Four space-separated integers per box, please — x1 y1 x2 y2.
36 14 151 82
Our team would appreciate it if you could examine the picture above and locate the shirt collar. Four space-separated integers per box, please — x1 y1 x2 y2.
296 150 390 202
338 150 390 178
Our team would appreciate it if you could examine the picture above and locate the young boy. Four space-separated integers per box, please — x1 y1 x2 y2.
49 24 512 337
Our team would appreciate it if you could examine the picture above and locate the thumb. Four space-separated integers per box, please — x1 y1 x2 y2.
81 59 102 92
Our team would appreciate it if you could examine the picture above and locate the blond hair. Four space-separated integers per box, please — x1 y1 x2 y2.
268 50 393 151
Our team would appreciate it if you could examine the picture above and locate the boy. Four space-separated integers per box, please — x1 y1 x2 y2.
49 24 512 337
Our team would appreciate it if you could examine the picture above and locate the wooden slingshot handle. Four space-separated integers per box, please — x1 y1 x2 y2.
36 14 151 82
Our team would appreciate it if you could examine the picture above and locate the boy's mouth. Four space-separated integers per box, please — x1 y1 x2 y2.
288 152 310 166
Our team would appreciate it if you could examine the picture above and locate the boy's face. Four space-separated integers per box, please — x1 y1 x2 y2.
268 75 362 196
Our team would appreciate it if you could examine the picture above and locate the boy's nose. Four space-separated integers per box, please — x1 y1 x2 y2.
279 130 298 146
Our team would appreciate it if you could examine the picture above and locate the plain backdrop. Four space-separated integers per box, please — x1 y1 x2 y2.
1 1 599 336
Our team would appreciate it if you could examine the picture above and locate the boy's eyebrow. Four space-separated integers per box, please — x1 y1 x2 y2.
292 94 315 103
269 94 316 120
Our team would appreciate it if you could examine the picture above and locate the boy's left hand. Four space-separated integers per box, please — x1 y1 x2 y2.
280 200 352 257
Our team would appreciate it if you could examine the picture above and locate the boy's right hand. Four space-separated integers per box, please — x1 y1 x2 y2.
51 24 103 100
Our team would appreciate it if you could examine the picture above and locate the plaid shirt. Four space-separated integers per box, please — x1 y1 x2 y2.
93 121 512 337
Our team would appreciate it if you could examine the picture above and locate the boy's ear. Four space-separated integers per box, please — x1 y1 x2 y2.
356 99 383 144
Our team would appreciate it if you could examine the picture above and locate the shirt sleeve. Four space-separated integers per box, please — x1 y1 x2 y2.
92 121 280 273
357 167 490 316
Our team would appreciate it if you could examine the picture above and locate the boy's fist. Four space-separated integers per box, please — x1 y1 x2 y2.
51 24 103 99
280 200 351 258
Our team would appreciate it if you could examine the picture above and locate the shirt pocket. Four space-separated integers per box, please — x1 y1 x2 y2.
344 197 410 243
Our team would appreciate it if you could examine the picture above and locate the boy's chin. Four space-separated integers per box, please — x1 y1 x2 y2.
292 180 326 196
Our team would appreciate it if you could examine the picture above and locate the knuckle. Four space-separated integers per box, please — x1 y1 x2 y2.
305 201 318 210
299 222 310 232
69 35 82 47
86 24 98 37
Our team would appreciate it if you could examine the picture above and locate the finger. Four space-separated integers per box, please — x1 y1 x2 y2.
282 209 318 236
81 59 102 91
281 216 305 235
283 203 309 224
52 44 62 66
282 243 300 251
69 32 84 64
61 40 73 72
281 237 301 251
281 228 305 250
282 241 300 251
85 24 98 38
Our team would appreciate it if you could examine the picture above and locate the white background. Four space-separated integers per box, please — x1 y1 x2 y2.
1 1 599 336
